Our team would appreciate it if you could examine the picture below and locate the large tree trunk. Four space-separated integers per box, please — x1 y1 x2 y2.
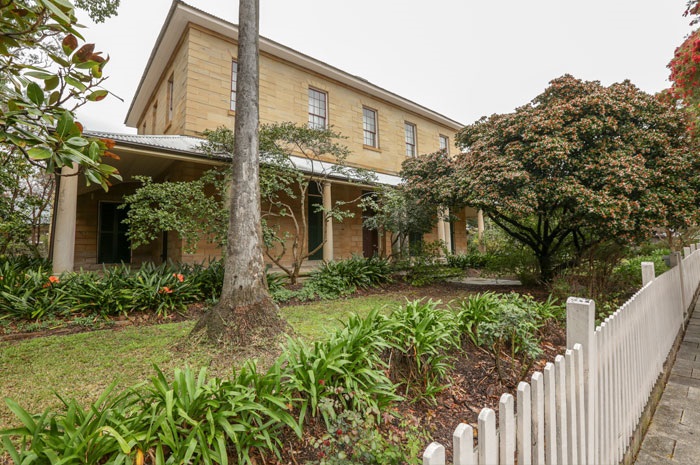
191 0 287 345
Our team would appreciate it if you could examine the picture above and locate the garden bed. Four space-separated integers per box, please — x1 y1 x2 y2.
1 272 563 464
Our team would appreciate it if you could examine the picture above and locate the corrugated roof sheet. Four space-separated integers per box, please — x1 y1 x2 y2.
85 130 402 186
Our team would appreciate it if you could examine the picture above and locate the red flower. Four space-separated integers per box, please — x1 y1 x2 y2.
159 286 173 294
173 273 184 282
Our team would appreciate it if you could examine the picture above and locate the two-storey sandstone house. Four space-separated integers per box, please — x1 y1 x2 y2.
51 1 476 273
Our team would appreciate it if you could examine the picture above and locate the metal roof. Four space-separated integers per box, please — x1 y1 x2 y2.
86 130 402 186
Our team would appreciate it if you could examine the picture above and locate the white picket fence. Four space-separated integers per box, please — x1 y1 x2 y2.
423 247 700 465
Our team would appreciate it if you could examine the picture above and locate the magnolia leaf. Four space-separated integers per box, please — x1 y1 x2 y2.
48 52 70 67
73 43 95 63
55 111 74 139
44 75 59 91
43 0 73 24
48 90 60 105
62 34 78 55
26 82 44 106
24 70 55 80
27 146 53 160
87 90 108 102
64 75 86 92
66 136 89 147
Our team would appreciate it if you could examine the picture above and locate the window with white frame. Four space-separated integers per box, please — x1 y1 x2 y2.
405 122 417 156
439 134 449 153
308 88 327 129
230 60 238 111
167 74 174 122
363 107 378 147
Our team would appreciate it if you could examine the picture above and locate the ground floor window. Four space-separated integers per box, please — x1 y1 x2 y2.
98 202 131 264
409 231 423 256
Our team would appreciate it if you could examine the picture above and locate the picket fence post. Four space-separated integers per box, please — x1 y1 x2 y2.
641 262 655 287
453 423 475 465
566 297 596 465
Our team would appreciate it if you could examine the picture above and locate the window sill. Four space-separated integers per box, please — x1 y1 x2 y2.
363 145 381 153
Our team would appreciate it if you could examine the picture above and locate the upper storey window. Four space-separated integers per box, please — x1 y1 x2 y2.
363 107 378 148
230 60 238 111
167 74 174 122
308 88 327 129
439 134 449 154
405 122 417 157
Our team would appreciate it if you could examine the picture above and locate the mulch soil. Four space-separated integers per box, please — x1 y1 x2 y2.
268 310 566 464
1 280 566 464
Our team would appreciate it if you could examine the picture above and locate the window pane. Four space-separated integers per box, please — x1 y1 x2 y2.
405 123 416 156
439 135 449 153
308 88 327 129
363 108 377 147
230 61 238 111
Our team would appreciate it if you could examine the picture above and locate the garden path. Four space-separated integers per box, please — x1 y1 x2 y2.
634 303 700 465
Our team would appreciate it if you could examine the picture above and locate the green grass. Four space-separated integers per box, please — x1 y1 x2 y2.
0 292 427 429
281 294 408 339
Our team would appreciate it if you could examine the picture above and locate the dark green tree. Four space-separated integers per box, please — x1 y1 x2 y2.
402 75 699 282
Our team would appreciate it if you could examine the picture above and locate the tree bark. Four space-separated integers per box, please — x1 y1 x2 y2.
191 0 287 345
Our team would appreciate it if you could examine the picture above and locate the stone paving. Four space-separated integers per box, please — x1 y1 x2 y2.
635 306 700 465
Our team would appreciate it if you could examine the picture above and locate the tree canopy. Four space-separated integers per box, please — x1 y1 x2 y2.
1 0 120 189
123 123 366 284
668 1 700 121
402 75 698 282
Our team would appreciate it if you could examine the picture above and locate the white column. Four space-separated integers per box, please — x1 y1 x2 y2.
322 181 333 262
52 165 79 275
437 207 446 248
443 208 452 253
477 209 485 253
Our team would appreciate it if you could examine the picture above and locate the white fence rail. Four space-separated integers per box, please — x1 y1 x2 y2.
424 247 700 465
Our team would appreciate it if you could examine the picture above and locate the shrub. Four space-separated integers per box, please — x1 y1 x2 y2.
384 300 459 399
0 260 226 321
63 269 136 317
132 365 300 463
311 256 392 292
612 248 670 290
280 309 399 427
455 292 563 385
0 263 70 320
310 409 427 464
455 292 501 346
271 256 393 303
406 264 463 287
446 252 489 270
181 259 224 301
1 385 139 465
1 366 301 465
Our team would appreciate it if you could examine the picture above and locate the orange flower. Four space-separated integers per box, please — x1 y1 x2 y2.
44 275 60 287
159 286 173 294
173 273 184 282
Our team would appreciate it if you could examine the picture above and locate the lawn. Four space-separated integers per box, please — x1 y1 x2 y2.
0 291 443 429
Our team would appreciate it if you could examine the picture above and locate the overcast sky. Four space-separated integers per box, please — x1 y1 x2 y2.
75 0 694 134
